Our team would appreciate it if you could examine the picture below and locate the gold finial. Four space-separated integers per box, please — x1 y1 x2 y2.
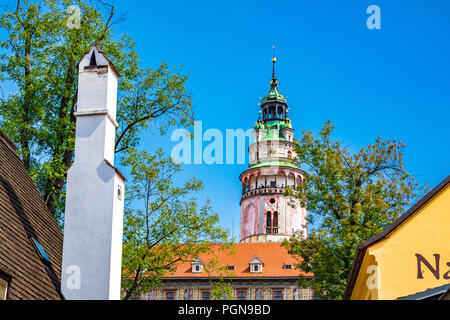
272 57 277 63
259 110 262 113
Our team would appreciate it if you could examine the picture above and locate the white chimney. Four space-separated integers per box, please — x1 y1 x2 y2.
61 45 125 300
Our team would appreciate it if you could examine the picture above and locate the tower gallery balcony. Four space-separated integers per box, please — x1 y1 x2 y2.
241 185 299 201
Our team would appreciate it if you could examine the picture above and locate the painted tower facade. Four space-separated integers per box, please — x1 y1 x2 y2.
239 58 307 243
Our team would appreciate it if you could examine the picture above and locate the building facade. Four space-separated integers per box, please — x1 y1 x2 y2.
130 58 312 300
134 243 313 301
345 176 450 300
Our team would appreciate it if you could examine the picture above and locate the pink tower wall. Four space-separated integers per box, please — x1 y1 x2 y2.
240 194 307 242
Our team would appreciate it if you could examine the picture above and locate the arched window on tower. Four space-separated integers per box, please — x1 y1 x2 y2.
276 172 285 188
269 106 276 119
249 175 256 191
287 173 295 188
277 106 283 119
266 212 272 234
273 212 279 234
296 176 302 188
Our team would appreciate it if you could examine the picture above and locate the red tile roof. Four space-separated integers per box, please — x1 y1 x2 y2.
0 130 64 300
164 242 312 279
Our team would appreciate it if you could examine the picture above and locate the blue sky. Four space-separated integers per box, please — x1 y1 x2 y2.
112 0 450 240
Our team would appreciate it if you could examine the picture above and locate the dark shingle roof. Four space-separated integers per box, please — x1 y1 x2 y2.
397 284 450 300
0 130 64 300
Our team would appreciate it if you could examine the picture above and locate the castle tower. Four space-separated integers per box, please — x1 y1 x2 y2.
61 45 125 300
239 57 307 243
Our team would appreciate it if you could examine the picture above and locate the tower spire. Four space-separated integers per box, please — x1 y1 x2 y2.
271 57 278 89
271 44 278 89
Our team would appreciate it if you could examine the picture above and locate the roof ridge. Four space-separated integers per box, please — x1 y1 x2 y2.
0 129 19 155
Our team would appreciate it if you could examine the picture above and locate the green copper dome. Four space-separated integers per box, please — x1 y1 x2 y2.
262 86 287 104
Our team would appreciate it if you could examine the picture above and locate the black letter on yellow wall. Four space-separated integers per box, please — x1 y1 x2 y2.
416 254 440 280
444 263 450 280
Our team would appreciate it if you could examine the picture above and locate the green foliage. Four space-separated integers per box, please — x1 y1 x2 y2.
120 148 231 300
283 120 425 300
211 280 235 300
203 249 236 300
0 0 229 300
0 0 193 223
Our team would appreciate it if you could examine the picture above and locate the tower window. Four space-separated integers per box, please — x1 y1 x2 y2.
266 211 278 234
273 212 278 228
269 198 276 204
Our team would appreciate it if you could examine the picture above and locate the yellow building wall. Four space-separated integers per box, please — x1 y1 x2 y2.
351 184 450 300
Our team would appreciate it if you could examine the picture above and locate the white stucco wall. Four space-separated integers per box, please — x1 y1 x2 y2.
61 46 124 300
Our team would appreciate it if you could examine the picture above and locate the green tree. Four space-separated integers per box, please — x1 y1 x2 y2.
283 120 424 300
203 250 236 300
121 149 231 300
0 0 193 222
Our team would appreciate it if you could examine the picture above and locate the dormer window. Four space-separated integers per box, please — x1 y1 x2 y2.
191 257 204 274
0 272 10 300
249 256 263 274
30 237 51 265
